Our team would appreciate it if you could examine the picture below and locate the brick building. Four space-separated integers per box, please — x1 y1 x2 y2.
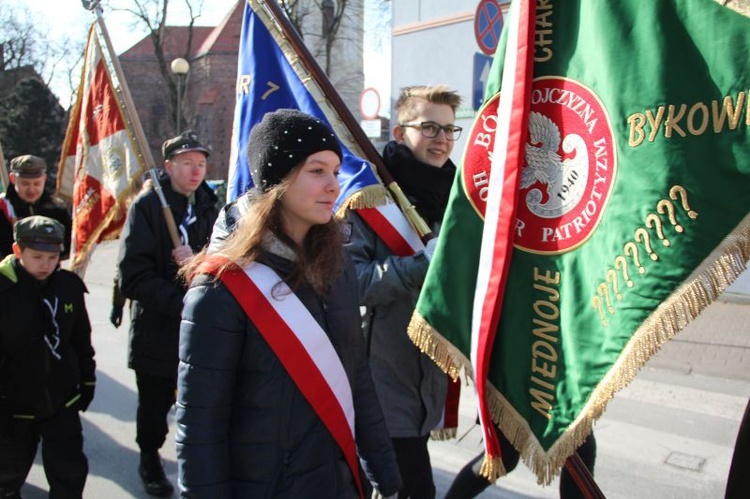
119 0 364 182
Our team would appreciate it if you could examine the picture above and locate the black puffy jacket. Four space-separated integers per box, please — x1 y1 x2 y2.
118 175 218 378
177 246 402 498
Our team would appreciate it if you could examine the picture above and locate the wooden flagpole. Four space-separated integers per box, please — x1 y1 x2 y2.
258 1 604 495
85 2 180 250
565 452 605 499
254 0 432 240
89 5 155 172
148 169 182 249
0 142 9 193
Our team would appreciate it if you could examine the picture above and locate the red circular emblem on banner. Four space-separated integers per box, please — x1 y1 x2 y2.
461 93 500 217
461 78 616 255
515 77 616 254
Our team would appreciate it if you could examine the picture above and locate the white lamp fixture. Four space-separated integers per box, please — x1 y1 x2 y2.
170 58 190 133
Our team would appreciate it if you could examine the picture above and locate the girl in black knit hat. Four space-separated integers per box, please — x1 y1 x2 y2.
175 109 402 498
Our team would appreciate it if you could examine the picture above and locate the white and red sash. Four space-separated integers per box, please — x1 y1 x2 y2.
356 200 425 257
197 256 364 498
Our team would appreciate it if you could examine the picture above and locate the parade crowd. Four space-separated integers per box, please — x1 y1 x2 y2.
2 85 593 499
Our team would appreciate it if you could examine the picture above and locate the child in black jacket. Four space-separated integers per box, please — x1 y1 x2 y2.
0 216 96 498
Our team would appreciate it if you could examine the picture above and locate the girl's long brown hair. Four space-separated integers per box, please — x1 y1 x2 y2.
181 165 344 296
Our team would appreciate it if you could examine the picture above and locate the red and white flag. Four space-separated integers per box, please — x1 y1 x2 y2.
57 21 147 274
470 0 535 476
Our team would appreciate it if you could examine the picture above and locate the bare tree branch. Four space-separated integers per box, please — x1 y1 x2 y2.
0 5 48 72
106 0 204 133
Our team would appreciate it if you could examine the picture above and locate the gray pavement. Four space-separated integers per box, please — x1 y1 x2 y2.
648 296 750 381
20 241 750 498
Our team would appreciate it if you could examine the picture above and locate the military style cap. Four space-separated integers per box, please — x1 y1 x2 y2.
14 216 65 253
9 155 47 178
162 130 210 160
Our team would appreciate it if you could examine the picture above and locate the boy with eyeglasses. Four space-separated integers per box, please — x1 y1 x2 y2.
345 85 462 498
0 216 96 498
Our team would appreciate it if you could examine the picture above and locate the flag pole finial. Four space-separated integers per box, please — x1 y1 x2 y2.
81 0 101 12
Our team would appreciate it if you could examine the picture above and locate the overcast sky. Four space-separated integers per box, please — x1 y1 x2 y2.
9 0 390 112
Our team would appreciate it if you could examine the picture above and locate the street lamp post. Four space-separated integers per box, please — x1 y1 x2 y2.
170 57 190 133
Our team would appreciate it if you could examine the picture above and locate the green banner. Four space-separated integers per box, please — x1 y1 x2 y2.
410 0 750 482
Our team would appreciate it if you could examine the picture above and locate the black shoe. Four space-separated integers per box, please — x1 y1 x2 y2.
138 451 174 497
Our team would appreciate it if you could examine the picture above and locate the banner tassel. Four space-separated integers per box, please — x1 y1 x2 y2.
478 453 505 483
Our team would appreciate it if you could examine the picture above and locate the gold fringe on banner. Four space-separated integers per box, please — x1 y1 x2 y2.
334 184 391 219
430 428 458 441
407 314 472 381
717 0 750 17
409 314 513 481
408 315 478 447
492 215 750 484
408 214 750 485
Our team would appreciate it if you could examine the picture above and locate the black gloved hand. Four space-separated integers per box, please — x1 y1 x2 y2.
0 404 12 435
110 305 123 328
79 383 95 412
111 274 126 328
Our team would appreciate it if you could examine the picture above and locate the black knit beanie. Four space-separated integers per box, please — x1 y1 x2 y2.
248 109 343 192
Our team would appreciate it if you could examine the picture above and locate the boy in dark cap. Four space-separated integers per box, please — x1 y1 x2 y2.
0 216 96 498
117 130 218 497
0 155 72 260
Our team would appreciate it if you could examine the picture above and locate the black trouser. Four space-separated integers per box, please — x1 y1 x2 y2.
445 429 597 499
392 435 435 499
0 406 88 498
135 372 176 453
725 398 750 498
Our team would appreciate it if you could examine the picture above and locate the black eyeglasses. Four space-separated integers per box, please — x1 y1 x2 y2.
399 121 463 141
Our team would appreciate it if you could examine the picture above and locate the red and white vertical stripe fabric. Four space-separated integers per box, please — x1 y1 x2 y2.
470 0 536 479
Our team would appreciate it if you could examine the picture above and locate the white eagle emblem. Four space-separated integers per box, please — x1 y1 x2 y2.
104 146 126 186
522 111 589 219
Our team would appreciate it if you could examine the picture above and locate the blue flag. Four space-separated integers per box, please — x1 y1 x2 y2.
227 1 381 210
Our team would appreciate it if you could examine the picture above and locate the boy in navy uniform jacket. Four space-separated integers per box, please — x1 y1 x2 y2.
0 216 95 498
